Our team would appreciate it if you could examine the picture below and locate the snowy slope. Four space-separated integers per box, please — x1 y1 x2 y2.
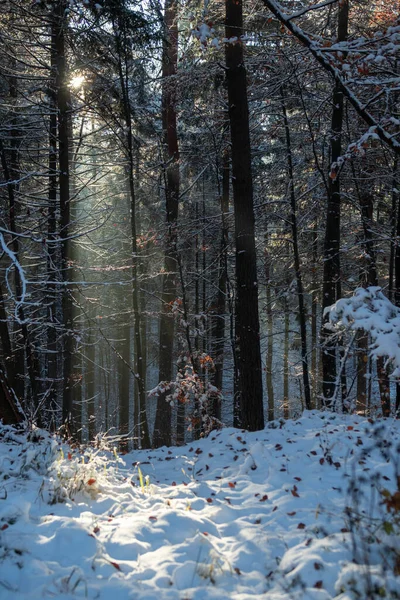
0 412 399 599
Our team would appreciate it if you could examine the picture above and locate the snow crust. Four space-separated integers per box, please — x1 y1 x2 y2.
0 413 399 599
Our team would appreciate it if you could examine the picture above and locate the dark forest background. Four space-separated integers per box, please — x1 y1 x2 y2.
0 0 398 447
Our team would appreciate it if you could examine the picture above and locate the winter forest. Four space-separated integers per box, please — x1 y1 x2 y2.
0 0 399 448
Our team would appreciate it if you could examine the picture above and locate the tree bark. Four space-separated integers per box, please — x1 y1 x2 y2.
0 138 40 420
321 0 348 408
225 0 264 431
281 87 311 411
311 223 319 408
210 147 230 422
153 0 180 447
47 11 59 428
265 233 274 421
54 0 74 432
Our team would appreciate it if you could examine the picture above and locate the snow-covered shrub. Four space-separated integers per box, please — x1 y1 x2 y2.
149 356 224 437
44 443 123 504
327 286 400 377
342 425 400 598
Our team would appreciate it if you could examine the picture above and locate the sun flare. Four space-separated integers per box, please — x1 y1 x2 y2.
70 74 85 89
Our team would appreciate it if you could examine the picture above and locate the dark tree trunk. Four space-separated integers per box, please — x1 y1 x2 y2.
47 12 59 428
392 157 400 413
118 312 131 447
321 0 348 408
281 87 311 411
0 363 23 425
210 147 230 422
0 281 21 424
0 138 40 420
265 233 274 421
311 223 319 408
283 292 290 420
54 0 74 432
225 0 264 431
0 283 12 375
86 315 96 441
153 0 180 447
112 14 150 448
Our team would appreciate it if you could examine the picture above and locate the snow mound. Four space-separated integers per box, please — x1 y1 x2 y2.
0 412 398 599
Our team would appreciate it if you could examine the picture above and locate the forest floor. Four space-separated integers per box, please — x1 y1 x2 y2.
0 411 399 599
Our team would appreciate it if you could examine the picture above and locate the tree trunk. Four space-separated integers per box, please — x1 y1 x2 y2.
118 312 131 448
283 294 289 419
0 139 40 421
210 147 230 422
86 313 96 441
54 0 74 432
0 362 23 425
47 12 59 428
321 0 348 409
311 223 319 408
153 0 180 447
281 87 311 411
265 233 274 421
225 0 264 431
392 158 400 413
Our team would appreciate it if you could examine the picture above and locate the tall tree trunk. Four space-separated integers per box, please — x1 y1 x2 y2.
153 0 180 447
128 141 149 448
86 312 96 441
281 87 311 411
47 13 59 428
311 223 319 408
0 138 40 421
225 0 264 431
391 157 400 413
0 284 22 423
54 0 74 432
359 192 390 415
193 198 201 438
111 11 150 448
283 293 289 419
210 147 230 422
118 310 131 448
0 362 23 424
264 232 274 421
321 0 349 408
389 157 398 302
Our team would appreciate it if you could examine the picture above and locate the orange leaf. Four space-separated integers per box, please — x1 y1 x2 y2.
228 482 236 489
87 478 96 486
67 452 72 460
110 561 121 571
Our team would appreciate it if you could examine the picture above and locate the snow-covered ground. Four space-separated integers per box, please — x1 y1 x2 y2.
0 411 399 599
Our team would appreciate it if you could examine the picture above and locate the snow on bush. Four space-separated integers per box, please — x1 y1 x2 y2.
326 286 400 376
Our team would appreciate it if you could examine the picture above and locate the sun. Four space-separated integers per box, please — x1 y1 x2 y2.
69 74 85 89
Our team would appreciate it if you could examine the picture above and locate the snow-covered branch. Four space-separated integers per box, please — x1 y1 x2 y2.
261 0 400 155
0 232 27 322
